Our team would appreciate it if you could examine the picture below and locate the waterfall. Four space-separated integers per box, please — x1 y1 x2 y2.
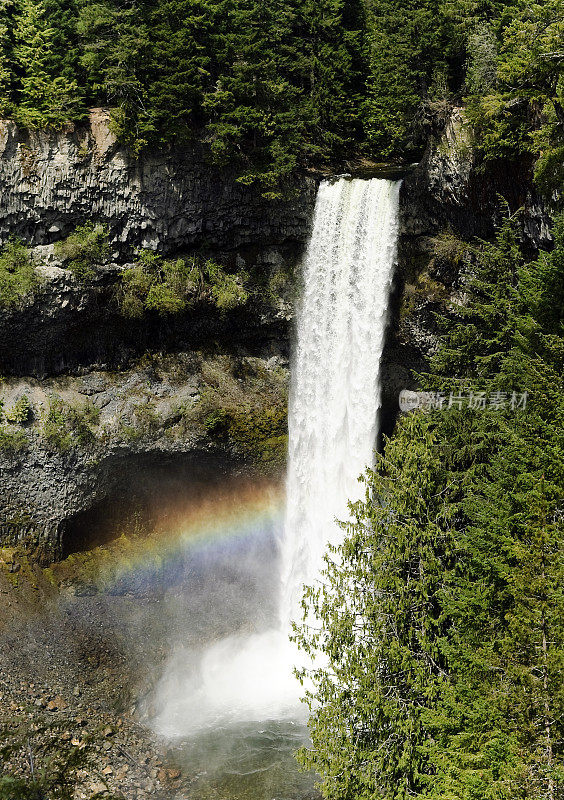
279 177 401 628
151 177 401 736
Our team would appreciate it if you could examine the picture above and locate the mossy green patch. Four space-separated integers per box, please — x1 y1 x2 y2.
4 394 33 425
42 396 101 452
0 427 28 454
0 239 38 310
193 356 288 470
117 251 248 318
54 223 109 281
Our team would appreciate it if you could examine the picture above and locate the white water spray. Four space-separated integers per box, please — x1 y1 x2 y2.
150 178 400 736
280 177 401 627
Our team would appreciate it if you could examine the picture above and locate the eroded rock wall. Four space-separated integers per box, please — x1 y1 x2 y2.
0 109 316 257
0 351 288 560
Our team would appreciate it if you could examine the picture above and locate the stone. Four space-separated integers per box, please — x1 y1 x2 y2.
0 115 316 259
400 107 551 248
46 695 67 711
0 350 288 560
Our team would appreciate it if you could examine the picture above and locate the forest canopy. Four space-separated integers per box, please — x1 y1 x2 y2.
0 0 562 191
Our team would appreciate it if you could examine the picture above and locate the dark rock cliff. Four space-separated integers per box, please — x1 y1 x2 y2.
0 111 309 559
0 109 317 258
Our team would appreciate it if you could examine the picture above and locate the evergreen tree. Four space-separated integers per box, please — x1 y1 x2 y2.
297 216 564 799
143 0 216 140
362 0 448 158
0 0 16 117
13 0 85 127
77 0 151 146
295 413 456 799
202 0 366 193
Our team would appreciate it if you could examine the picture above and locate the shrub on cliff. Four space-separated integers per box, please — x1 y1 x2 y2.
117 251 248 318
5 395 33 425
54 223 109 281
42 397 100 452
0 240 38 310
0 427 28 455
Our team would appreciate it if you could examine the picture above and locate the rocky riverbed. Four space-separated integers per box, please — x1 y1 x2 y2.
0 549 190 798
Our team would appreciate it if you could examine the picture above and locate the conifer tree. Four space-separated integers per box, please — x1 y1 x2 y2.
0 0 16 117
77 0 150 146
13 0 85 127
295 413 457 799
362 0 448 157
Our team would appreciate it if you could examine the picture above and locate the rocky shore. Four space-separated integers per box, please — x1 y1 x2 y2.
0 552 183 798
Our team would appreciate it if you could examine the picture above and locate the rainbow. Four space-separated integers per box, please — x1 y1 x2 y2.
49 478 285 593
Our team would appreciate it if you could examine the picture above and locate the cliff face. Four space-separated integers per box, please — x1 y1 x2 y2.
0 111 309 560
400 108 552 247
0 109 316 257
0 256 294 377
0 108 553 560
379 107 553 435
0 351 288 561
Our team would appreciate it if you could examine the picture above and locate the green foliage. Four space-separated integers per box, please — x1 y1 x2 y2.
192 358 288 467
463 0 564 187
42 396 100 451
201 390 288 466
197 0 367 191
0 0 369 188
77 0 151 150
11 0 86 128
298 216 564 799
5 394 33 424
228 403 288 465
118 251 248 318
54 222 109 280
0 426 28 454
205 260 249 310
0 0 15 117
0 0 559 178
0 239 38 309
465 22 497 94
363 0 450 158
432 231 471 270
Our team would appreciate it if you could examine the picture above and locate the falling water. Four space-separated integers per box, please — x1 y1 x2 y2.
150 178 401 762
279 177 401 628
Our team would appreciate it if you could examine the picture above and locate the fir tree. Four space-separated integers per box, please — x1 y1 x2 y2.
13 0 85 127
0 0 16 117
